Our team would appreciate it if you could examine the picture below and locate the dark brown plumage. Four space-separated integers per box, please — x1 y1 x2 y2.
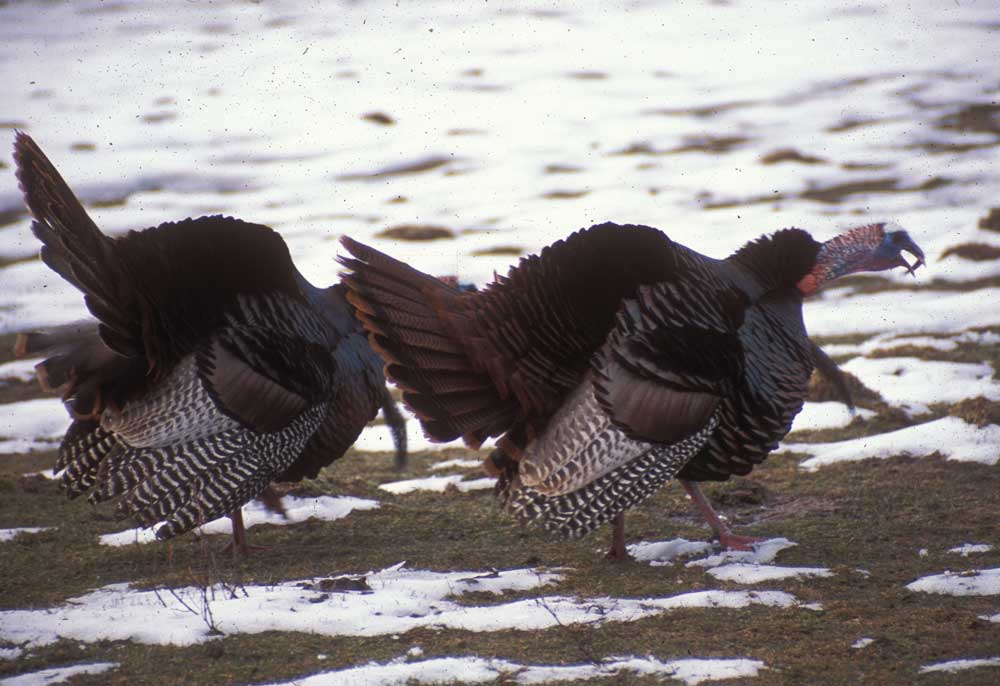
12 132 406 550
340 221 923 555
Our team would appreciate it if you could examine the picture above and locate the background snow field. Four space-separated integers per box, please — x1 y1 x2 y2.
1 0 999 684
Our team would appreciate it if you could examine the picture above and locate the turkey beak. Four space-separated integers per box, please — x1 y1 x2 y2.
897 238 926 277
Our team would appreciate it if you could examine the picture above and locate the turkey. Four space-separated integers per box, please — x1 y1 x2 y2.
339 221 924 557
11 132 406 552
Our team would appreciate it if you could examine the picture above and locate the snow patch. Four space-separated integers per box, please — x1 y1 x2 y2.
840 357 1000 414
628 538 715 566
790 402 873 432
789 417 1000 471
99 495 379 546
379 475 494 495
257 655 766 686
919 657 1000 674
0 662 118 686
907 568 1000 596
0 399 70 454
851 638 874 649
0 648 24 661
707 564 832 583
0 564 812 649
686 538 797 569
948 543 994 557
430 458 483 471
0 359 42 383
0 527 52 542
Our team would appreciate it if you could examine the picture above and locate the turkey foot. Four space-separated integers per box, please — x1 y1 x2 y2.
680 480 763 551
220 508 270 555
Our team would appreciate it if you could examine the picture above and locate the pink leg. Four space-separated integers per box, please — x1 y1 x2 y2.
605 512 631 561
680 480 763 551
221 508 269 555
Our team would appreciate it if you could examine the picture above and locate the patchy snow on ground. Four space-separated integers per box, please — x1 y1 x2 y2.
790 402 873 432
629 539 715 566
948 544 994 557
819 331 1000 358
0 359 41 384
99 495 379 546
980 613 1000 623
429 458 483 471
840 357 1000 414
0 399 70 455
259 655 767 686
789 417 1000 471
851 638 875 650
378 475 494 495
0 563 814 650
0 648 23 661
706 564 832 584
805 289 1000 339
0 527 52 542
906 568 1000 597
631 537 830 585
918 657 1000 675
685 538 797 569
0 662 118 686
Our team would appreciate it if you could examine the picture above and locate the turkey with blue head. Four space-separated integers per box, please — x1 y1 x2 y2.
339 220 924 558
11 132 407 553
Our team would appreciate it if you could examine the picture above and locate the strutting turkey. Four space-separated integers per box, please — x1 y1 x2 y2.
339 221 924 558
11 132 407 553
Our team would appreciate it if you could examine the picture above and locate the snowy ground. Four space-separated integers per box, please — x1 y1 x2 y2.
1 0 999 684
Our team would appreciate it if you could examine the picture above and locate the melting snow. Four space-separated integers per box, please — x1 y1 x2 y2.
379 475 494 495
0 527 52 542
948 544 994 557
631 538 830 585
0 564 813 649
0 359 41 384
686 538 797 569
906 568 1000 596
0 662 118 686
0 648 23 661
790 402 873 432
840 357 1000 414
629 539 715 566
258 655 766 686
99 496 379 546
918 657 1000 675
789 417 1000 471
430 459 483 471
0 399 70 454
851 638 875 650
707 564 831 584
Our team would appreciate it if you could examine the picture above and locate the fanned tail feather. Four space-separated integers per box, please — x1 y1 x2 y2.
13 132 135 351
339 236 516 447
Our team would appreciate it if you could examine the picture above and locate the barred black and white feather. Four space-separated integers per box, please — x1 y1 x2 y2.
340 219 921 545
12 132 406 541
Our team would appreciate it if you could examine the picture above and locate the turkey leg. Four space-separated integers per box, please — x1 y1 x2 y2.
680 480 762 551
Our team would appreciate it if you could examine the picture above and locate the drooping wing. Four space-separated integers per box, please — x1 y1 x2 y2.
516 277 747 495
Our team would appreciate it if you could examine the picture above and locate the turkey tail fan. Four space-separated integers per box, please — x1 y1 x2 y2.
339 236 517 448
13 132 135 352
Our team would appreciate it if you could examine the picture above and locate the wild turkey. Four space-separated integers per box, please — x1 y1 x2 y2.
339 222 924 557
11 132 406 552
